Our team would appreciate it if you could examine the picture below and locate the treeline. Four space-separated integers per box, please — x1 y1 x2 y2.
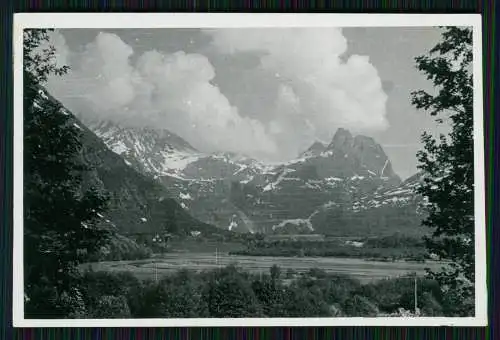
87 234 153 262
83 232 429 263
362 234 425 248
230 234 428 262
55 264 449 319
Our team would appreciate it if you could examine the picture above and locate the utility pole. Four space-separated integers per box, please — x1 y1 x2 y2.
414 273 418 315
154 261 158 282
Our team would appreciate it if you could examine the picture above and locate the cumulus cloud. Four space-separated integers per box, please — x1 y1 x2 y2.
205 28 388 155
45 28 388 162
45 31 278 158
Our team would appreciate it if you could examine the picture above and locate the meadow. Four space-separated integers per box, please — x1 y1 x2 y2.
84 252 446 284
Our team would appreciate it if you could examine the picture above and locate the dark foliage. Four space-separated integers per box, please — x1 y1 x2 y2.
230 234 427 261
203 265 263 317
23 29 111 318
127 271 210 318
411 26 475 316
87 234 153 262
79 265 446 318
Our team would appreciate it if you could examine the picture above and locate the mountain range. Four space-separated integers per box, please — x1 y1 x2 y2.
76 113 427 238
31 84 426 239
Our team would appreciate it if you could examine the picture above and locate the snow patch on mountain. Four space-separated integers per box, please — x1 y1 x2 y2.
161 151 202 171
111 141 128 155
228 220 238 231
263 168 296 192
272 218 314 232
179 192 193 200
384 188 413 196
233 164 248 175
304 181 321 190
240 176 254 184
380 159 389 177
325 177 343 182
351 175 365 181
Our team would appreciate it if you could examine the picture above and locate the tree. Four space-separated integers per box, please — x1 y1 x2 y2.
130 273 209 318
420 292 444 316
90 295 132 318
282 281 332 317
411 26 474 316
23 29 110 318
342 295 379 317
251 274 287 316
203 266 262 317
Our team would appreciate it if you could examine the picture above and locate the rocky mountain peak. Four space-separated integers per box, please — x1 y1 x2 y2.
297 128 401 183
81 118 203 177
86 119 198 153
328 128 354 150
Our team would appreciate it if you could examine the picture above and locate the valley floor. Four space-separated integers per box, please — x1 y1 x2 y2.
84 252 445 284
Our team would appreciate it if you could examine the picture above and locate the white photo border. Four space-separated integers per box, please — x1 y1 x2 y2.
12 13 487 327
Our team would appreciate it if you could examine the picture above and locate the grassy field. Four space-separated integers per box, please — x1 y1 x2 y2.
166 239 246 253
84 252 446 284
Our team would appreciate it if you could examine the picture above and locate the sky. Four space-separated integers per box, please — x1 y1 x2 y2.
44 27 448 180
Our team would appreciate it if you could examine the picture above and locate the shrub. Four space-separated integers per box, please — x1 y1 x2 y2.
89 295 131 318
343 295 379 317
281 283 331 317
203 266 263 317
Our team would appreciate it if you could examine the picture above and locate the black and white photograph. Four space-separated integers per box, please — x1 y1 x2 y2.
13 14 486 327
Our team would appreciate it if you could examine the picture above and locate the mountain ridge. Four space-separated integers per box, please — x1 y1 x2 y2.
78 116 425 236
34 87 226 240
